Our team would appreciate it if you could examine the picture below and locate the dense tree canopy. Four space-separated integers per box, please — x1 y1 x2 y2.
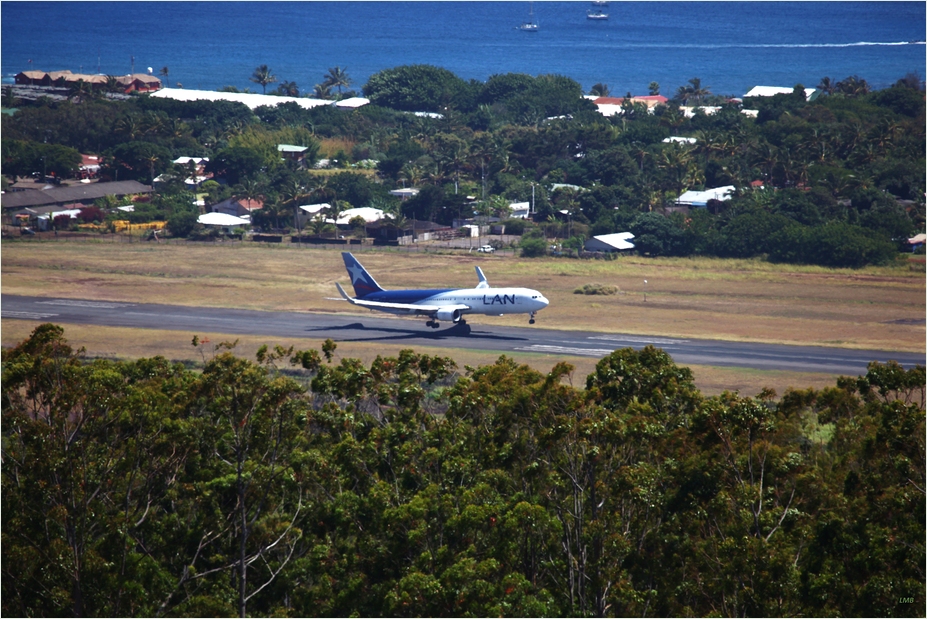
2 324 923 617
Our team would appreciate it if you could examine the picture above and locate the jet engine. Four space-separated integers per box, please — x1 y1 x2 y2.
435 308 462 323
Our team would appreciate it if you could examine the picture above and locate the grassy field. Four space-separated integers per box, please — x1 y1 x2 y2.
2 239 923 394
0 320 845 398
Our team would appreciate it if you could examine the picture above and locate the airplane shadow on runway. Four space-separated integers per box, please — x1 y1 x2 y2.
304 322 528 343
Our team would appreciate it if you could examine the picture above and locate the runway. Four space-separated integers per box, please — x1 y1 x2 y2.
2 294 922 375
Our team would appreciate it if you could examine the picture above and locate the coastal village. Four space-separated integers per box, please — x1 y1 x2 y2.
2 64 924 264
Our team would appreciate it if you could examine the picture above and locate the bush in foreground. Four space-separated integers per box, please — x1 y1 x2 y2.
2 324 923 617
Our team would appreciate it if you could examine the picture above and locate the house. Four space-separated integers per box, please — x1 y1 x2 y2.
150 87 331 111
586 95 669 116
210 196 263 218
907 233 926 252
329 207 392 227
584 232 635 252
744 86 818 101
173 156 209 168
663 136 697 145
36 208 83 231
389 188 419 201
198 212 250 229
680 106 721 118
14 70 50 86
115 74 162 93
1 180 153 211
295 203 332 227
14 70 161 93
508 201 531 219
676 186 735 208
334 97 370 109
365 218 413 243
79 154 102 179
278 144 309 163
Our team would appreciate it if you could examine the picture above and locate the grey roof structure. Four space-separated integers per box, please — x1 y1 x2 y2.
1 181 153 209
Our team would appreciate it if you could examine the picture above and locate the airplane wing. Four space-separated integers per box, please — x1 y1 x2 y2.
335 283 469 316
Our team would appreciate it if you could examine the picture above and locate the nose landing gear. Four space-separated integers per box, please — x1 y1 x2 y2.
529 311 537 325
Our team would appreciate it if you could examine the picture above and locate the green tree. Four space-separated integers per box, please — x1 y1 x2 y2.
250 64 277 94
323 66 352 96
589 82 610 97
363 64 474 113
519 229 548 257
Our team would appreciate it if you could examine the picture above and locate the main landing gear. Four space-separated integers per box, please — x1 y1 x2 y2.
529 312 537 325
425 319 440 329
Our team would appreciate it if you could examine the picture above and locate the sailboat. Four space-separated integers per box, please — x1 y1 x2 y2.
517 1 539 32
587 0 609 19
587 9 609 20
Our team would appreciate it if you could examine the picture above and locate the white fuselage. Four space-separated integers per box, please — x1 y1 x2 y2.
410 287 549 316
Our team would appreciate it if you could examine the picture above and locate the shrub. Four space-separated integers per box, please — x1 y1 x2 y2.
499 218 529 235
574 283 618 295
519 236 548 258
77 206 106 224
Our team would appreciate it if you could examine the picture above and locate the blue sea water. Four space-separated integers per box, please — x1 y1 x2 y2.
2 2 924 97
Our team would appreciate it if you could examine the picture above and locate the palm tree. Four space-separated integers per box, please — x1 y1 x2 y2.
589 83 610 97
158 66 169 88
312 82 332 100
400 163 424 188
836 75 870 97
114 115 143 140
249 64 277 94
323 67 352 96
143 153 160 183
104 75 121 95
67 79 91 102
276 81 299 97
648 81 660 96
687 77 710 105
817 76 836 96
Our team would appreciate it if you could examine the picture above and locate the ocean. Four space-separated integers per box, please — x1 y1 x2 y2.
2 1 924 98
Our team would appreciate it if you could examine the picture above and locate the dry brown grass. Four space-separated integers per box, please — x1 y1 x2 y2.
317 137 356 158
3 241 922 352
0 320 844 397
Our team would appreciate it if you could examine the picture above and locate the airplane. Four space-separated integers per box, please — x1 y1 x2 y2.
334 252 549 332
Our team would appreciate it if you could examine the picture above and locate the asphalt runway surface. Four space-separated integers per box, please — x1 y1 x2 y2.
2 294 923 375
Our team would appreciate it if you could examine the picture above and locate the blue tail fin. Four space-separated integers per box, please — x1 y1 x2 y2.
342 252 385 298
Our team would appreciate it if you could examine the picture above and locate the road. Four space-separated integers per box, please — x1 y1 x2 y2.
2 294 923 375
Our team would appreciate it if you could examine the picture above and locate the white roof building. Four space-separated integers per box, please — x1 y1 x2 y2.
389 188 420 201
663 136 697 145
585 232 635 252
36 208 82 230
277 144 309 154
198 212 250 227
298 203 331 215
508 201 531 219
335 97 371 109
173 156 208 166
328 207 393 226
744 86 817 101
151 88 332 111
676 185 735 207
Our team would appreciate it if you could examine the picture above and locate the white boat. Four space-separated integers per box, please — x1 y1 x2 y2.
517 1 539 31
587 9 609 20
